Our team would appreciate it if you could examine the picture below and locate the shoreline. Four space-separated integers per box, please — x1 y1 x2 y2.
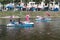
0 16 60 18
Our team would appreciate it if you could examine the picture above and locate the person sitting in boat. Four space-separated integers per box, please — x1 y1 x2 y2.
10 19 16 24
36 16 43 20
10 19 12 22
35 16 43 22
18 18 23 24
44 12 51 21
25 14 30 22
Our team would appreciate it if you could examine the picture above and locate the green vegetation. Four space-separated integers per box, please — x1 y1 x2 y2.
0 11 60 18
0 0 59 4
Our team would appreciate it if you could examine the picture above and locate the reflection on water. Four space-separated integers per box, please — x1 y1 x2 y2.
0 18 60 40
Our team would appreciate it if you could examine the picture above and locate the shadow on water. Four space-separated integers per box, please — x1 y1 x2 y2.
0 18 60 40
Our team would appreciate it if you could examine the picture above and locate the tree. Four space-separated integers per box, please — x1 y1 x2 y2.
33 0 42 2
0 0 4 3
0 0 59 4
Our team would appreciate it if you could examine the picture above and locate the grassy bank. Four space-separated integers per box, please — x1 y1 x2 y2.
0 11 60 18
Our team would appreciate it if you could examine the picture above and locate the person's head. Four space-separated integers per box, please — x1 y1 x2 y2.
26 14 30 17
10 19 12 22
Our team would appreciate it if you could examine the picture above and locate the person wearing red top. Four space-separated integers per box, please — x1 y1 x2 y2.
25 14 30 22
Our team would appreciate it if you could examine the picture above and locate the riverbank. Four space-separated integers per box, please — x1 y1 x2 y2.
0 11 60 18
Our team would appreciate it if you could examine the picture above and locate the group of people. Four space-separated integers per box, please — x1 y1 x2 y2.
0 1 59 11
9 14 30 24
6 2 59 11
9 12 51 24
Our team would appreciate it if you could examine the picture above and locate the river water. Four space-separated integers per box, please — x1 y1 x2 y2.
0 18 60 40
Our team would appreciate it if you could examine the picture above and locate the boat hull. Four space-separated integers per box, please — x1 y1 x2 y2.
7 22 34 29
35 18 51 22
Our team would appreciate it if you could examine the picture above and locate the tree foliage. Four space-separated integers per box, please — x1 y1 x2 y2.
0 0 4 2
0 0 59 4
